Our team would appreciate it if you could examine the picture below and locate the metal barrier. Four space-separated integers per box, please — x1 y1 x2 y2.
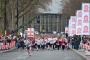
0 41 15 50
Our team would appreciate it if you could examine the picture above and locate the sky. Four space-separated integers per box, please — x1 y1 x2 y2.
39 0 62 14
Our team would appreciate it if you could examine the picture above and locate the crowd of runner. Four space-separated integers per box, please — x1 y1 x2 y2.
15 34 69 56
1 33 90 56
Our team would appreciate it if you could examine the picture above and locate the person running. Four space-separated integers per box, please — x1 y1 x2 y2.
47 37 51 50
24 38 32 56
31 39 35 51
50 37 56 50
56 39 60 50
59 38 62 49
61 37 66 50
45 38 49 49
20 38 25 49
41 38 46 50
36 38 41 51
53 37 57 49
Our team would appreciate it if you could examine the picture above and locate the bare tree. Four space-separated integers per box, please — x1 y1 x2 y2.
62 0 90 18
60 0 90 28
0 0 52 34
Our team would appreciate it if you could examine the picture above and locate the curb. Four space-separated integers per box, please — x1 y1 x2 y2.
0 47 16 54
70 48 87 60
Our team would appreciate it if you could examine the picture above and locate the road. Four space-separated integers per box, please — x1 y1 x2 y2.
0 49 85 60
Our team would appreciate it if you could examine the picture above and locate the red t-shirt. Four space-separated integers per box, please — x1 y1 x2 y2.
61 39 66 45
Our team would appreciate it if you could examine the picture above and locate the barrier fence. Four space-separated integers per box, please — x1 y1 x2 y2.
0 41 16 50
82 43 90 51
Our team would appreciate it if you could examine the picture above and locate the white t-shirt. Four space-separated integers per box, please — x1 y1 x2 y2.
64 38 68 43
50 38 56 44
53 38 57 41
41 39 46 45
24 40 31 47
36 40 41 45
44 39 48 44
48 38 53 44
47 38 51 43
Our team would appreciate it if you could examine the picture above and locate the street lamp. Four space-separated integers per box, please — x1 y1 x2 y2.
16 0 19 32
4 0 7 36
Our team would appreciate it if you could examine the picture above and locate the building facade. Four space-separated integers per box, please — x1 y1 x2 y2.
33 13 63 33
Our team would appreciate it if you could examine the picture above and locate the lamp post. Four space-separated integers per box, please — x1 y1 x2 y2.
16 0 19 32
4 0 7 36
22 15 24 33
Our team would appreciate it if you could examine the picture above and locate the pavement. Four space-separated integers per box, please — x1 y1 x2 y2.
0 49 85 60
70 48 90 60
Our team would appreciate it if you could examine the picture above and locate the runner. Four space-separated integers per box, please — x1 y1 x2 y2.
24 38 32 56
47 37 51 50
36 38 41 51
41 38 46 50
50 37 56 50
61 37 67 50
56 39 60 50
53 37 57 49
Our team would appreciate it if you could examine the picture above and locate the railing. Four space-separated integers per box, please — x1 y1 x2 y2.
0 40 16 51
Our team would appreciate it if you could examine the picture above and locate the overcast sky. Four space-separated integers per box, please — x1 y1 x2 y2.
39 0 62 14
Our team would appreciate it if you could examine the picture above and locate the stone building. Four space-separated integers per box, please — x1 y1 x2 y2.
33 13 63 33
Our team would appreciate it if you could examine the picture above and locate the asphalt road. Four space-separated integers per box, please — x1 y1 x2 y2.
0 49 85 60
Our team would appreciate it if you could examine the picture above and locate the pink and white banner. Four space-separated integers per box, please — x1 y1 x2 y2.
71 16 77 35
68 19 72 36
76 10 82 35
68 16 76 36
82 3 90 35
26 28 34 37
65 27 69 33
